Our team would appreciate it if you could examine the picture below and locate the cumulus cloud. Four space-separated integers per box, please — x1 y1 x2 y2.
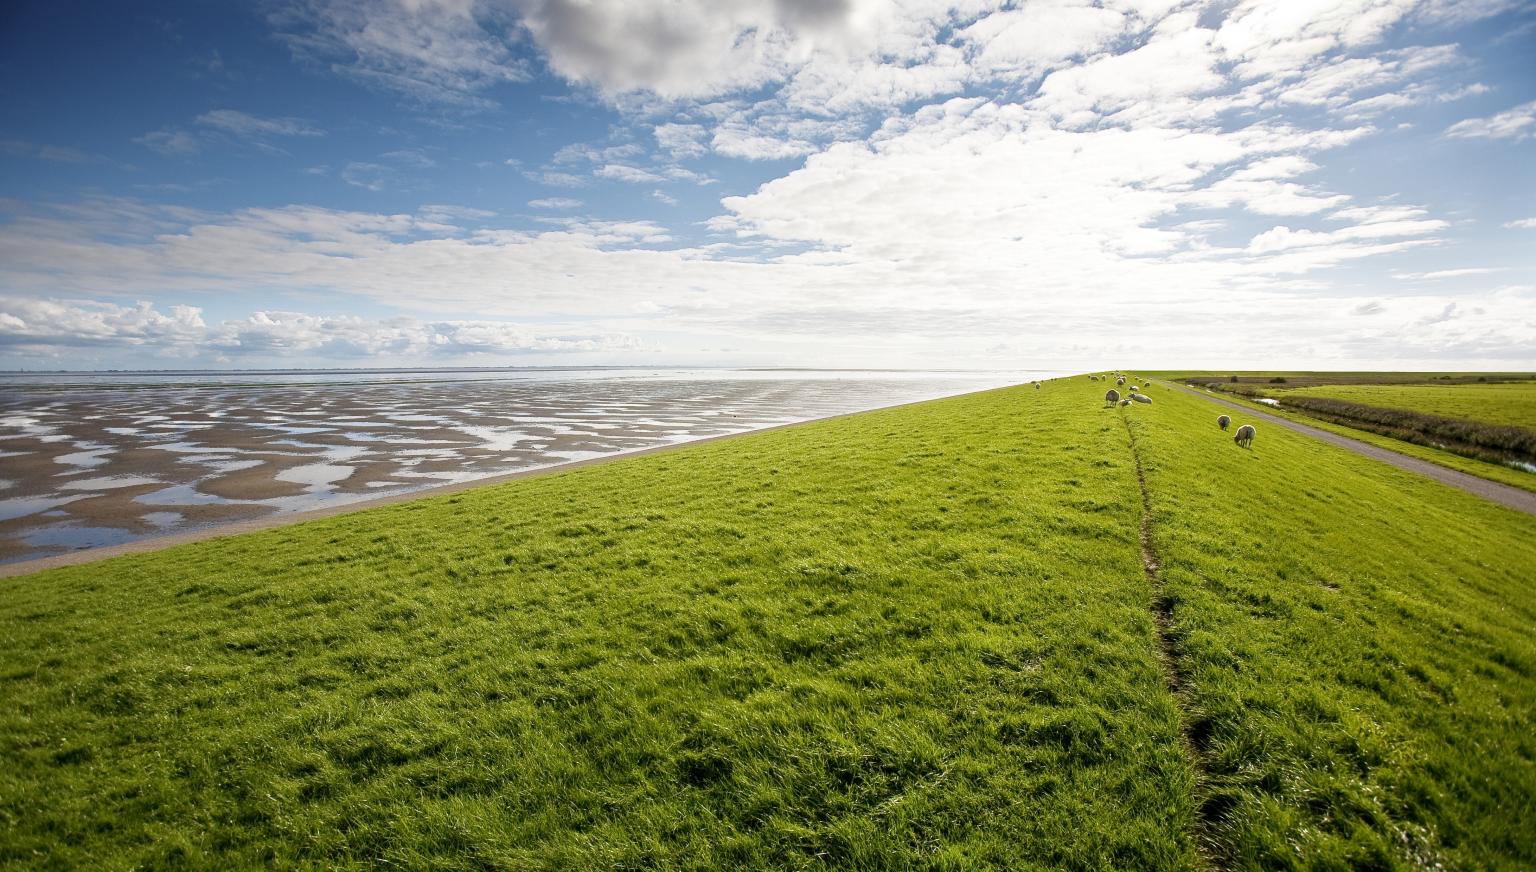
960 3 1126 79
0 297 640 360
0 298 208 348
12 0 1534 367
257 1 1521 167
509 0 862 99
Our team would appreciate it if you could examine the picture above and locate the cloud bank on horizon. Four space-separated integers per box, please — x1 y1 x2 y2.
0 0 1533 370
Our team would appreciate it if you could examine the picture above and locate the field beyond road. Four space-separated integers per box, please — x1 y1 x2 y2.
1277 382 1536 431
3 379 1534 869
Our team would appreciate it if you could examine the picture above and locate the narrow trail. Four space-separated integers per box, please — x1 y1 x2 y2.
1120 410 1220 871
1165 382 1536 517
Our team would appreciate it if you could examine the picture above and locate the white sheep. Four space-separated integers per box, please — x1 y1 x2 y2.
1234 424 1256 448
1035 382 1041 390
1105 389 1120 406
1120 398 1131 407
1131 393 1152 404
1217 415 1231 431
1129 385 1140 392
1116 377 1126 386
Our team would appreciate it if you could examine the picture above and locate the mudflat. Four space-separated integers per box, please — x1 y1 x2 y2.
0 371 1019 563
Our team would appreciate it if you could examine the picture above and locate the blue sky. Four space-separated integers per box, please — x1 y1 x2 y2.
1 0 1533 370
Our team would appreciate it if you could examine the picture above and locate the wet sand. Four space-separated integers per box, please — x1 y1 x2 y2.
0 372 1022 565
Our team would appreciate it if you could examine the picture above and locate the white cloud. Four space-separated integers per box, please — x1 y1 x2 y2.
1505 217 1536 229
1394 267 1503 279
0 188 1528 367
509 0 872 100
653 122 709 158
0 297 639 359
523 170 588 188
594 164 667 183
960 3 1127 79
1444 100 1536 140
1215 0 1424 79
11 1 1535 367
0 298 207 348
274 0 529 107
1034 19 1225 121
1414 0 1529 25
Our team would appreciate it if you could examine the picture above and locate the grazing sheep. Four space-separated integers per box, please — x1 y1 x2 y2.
1104 388 1120 405
1218 414 1231 431
1034 382 1041 390
1234 424 1256 448
1131 393 1152 404
1129 385 1140 392
1120 399 1131 407
1116 377 1126 386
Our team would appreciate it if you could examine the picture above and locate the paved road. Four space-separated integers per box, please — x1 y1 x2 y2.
1167 382 1536 518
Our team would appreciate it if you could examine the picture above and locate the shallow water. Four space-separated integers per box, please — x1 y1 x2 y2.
0 367 1042 564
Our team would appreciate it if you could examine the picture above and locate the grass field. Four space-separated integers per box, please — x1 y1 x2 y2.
1155 372 1536 492
3 380 1534 869
1277 382 1536 431
1168 383 1536 494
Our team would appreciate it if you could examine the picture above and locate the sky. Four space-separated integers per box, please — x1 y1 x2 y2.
0 0 1533 372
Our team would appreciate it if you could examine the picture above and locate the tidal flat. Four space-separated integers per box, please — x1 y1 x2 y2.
0 368 1028 564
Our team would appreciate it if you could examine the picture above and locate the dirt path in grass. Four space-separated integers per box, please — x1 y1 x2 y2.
1120 411 1220 870
1166 383 1536 518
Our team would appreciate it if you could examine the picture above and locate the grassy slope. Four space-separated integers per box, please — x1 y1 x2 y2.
2 381 1534 870
1169 384 1536 494
1277 382 1536 431
1129 384 1536 868
1 387 1199 870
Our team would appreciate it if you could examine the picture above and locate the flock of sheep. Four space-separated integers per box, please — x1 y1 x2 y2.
1088 372 1256 448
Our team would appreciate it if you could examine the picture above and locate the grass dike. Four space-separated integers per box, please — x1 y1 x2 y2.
1 384 1199 869
2 379 1534 869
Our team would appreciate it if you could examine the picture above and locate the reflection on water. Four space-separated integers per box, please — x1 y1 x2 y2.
0 367 1042 563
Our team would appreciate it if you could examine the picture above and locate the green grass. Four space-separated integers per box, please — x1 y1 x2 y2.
1277 382 1536 431
1171 382 1536 494
1128 383 1536 868
1147 371 1534 388
1 386 1198 870
3 380 1534 869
